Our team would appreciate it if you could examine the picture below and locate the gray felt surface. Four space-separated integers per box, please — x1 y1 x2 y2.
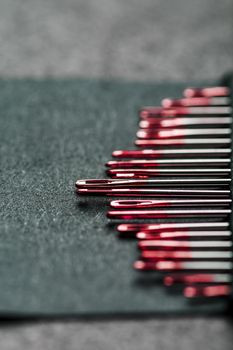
0 0 233 349
0 78 228 316
0 318 233 350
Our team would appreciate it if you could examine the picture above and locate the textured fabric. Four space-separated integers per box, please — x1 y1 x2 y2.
0 78 229 316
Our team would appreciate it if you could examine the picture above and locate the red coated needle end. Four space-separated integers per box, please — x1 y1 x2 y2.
184 86 230 98
184 285 230 298
134 260 146 270
112 150 124 157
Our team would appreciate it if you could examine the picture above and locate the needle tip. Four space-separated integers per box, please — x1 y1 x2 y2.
136 232 147 239
112 150 123 157
139 109 150 118
163 276 174 286
76 188 88 194
184 88 194 98
162 98 173 108
75 180 85 187
184 286 197 298
134 261 146 270
117 224 129 232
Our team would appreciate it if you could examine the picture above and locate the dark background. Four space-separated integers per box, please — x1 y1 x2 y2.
0 0 232 349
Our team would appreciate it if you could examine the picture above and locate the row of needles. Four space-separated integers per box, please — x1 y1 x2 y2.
76 85 232 302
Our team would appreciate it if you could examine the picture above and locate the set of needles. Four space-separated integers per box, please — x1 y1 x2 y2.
76 85 232 302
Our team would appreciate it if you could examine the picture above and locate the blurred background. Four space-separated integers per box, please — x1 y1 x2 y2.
0 0 232 349
0 0 232 81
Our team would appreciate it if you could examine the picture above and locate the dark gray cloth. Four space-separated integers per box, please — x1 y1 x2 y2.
1 78 228 316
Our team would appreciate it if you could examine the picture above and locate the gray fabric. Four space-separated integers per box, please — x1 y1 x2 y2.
1 78 227 316
0 318 232 350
